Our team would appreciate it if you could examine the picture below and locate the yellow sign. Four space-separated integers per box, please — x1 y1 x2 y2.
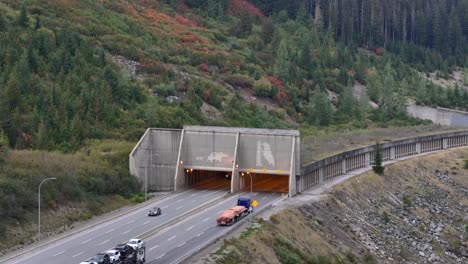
261 168 267 172
248 168 253 172
252 200 258 207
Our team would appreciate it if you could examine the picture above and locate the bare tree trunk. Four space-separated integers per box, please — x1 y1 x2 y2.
403 8 406 43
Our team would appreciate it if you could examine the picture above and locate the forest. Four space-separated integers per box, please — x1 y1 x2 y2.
0 0 467 231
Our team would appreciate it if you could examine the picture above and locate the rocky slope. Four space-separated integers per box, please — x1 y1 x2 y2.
207 148 468 264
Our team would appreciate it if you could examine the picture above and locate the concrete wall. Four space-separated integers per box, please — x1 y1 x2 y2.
407 105 468 127
129 128 182 191
299 131 468 193
130 126 301 196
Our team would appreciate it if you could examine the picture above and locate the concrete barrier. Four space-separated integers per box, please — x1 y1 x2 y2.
299 131 468 192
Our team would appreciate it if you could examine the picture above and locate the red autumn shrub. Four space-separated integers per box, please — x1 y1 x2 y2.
228 0 265 17
375 48 384 56
199 64 210 72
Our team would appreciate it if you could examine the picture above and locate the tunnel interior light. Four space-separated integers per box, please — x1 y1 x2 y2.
241 172 245 176
180 160 183 164
190 168 193 172
186 169 189 173
236 164 239 168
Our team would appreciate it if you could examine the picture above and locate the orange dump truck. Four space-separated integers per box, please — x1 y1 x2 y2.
216 198 252 226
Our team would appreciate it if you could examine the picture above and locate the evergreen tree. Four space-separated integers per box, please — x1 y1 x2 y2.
18 3 29 27
373 142 385 175
274 39 290 81
311 88 334 126
260 18 275 45
0 14 7 32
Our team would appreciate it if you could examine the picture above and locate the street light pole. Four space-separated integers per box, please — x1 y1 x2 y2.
38 177 56 242
247 172 252 223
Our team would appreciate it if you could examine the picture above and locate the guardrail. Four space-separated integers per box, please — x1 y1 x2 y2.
299 131 468 192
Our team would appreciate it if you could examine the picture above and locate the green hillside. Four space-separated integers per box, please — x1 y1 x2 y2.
0 0 467 251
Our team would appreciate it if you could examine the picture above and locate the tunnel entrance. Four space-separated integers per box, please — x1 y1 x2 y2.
239 172 289 193
185 169 231 190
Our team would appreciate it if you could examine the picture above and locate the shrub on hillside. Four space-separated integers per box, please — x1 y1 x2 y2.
253 76 274 97
224 74 253 88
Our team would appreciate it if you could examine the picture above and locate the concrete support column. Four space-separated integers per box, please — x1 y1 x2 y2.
365 152 370 166
390 147 395 160
289 136 296 197
231 132 240 193
442 138 448 149
319 167 324 183
342 159 347 173
416 142 421 154
174 129 186 191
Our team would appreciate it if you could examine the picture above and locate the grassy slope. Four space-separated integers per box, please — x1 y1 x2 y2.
0 140 142 254
212 148 468 263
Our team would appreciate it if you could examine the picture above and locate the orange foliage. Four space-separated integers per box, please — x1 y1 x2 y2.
116 2 140 19
176 13 200 27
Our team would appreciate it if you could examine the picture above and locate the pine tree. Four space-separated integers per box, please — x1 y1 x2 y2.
373 142 385 175
18 4 29 27
0 14 7 32
311 88 333 126
273 39 290 81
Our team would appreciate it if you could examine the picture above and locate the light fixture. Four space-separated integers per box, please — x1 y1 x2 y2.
190 168 193 172
186 169 189 173
241 172 244 176
180 160 183 164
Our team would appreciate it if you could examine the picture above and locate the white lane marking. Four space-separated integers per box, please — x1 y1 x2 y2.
99 239 110 246
202 193 211 198
178 242 186 247
127 220 135 224
202 217 209 222
81 239 91 245
72 252 83 258
53 251 64 257
177 199 183 203
191 193 198 197
123 229 133 234
105 228 115 234
149 245 159 251
196 232 204 237
161 205 168 209
156 253 165 259
143 221 150 225
168 235 176 241
186 226 194 231
176 206 183 210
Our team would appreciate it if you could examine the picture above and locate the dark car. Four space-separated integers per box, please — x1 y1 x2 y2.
114 244 134 260
148 207 161 216
91 253 110 264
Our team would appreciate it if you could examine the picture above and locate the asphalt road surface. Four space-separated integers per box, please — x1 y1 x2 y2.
7 188 228 264
146 192 281 264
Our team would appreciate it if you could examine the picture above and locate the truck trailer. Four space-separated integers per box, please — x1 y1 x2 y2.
216 198 253 226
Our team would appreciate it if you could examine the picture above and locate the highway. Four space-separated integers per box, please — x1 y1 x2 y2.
6 188 228 264
146 191 281 264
